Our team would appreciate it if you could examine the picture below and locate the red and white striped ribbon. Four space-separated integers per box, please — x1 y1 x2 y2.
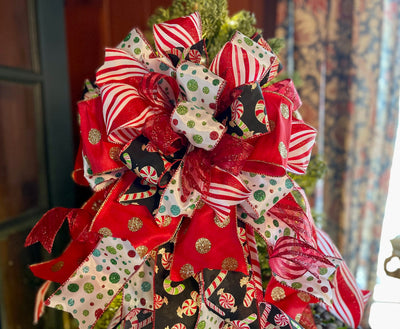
153 12 202 58
287 121 317 175
202 167 251 223
96 48 148 87
245 225 264 300
316 228 370 328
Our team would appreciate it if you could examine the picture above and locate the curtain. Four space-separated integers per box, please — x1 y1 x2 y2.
275 0 400 326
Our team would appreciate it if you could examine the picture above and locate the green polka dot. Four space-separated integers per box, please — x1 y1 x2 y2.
285 178 294 189
177 105 188 115
253 190 266 201
212 79 220 86
94 177 104 185
198 320 206 329
106 246 117 254
244 37 253 46
125 294 132 302
109 272 120 284
134 48 141 55
273 219 279 227
187 120 195 128
159 205 166 213
265 230 271 238
68 298 75 306
193 134 203 144
191 97 197 101
159 62 169 71
202 86 210 94
124 269 131 275
96 293 103 299
191 70 197 74
170 205 180 216
254 216 265 224
181 64 188 70
273 196 279 204
55 290 62 295
107 289 114 296
55 304 64 310
67 284 79 293
83 310 89 316
291 282 302 289
116 244 123 250
124 33 131 42
241 212 248 219
110 259 117 265
258 53 264 58
141 281 151 292
84 283 94 293
133 36 139 43
307 276 314 281
187 79 198 91
202 121 207 125
283 227 291 236
195 113 201 118
101 276 107 281
269 179 277 185
319 267 328 275
139 271 145 278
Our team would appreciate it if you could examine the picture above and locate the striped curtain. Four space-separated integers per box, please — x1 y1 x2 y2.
275 0 400 326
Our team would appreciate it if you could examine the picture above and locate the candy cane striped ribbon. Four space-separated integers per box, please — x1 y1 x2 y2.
202 167 251 223
33 280 52 324
153 12 202 58
287 120 317 175
316 228 370 328
245 225 263 300
96 48 147 87
100 83 160 144
210 42 268 88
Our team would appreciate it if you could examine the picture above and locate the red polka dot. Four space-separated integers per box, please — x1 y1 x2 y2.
90 302 94 306
128 250 136 258
134 265 141 271
140 298 146 306
210 131 219 140
209 103 216 109
321 286 329 293
95 309 103 318
307 287 314 292
172 119 178 126
106 266 110 270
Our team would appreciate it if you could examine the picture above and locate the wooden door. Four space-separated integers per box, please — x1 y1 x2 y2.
0 0 75 328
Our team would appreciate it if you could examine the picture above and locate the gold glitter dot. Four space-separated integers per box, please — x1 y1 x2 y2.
136 245 148 258
109 146 121 161
88 128 101 144
91 200 103 212
278 141 287 159
98 227 112 237
295 313 302 322
196 200 205 209
51 261 64 272
280 103 290 119
297 291 310 302
214 215 230 228
271 286 286 301
180 263 194 279
162 216 172 227
195 238 211 254
128 217 143 232
221 257 238 271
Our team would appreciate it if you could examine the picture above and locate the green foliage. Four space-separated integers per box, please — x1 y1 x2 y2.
94 293 123 329
148 0 260 59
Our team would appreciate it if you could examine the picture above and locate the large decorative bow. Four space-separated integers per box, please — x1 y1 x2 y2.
25 12 342 329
